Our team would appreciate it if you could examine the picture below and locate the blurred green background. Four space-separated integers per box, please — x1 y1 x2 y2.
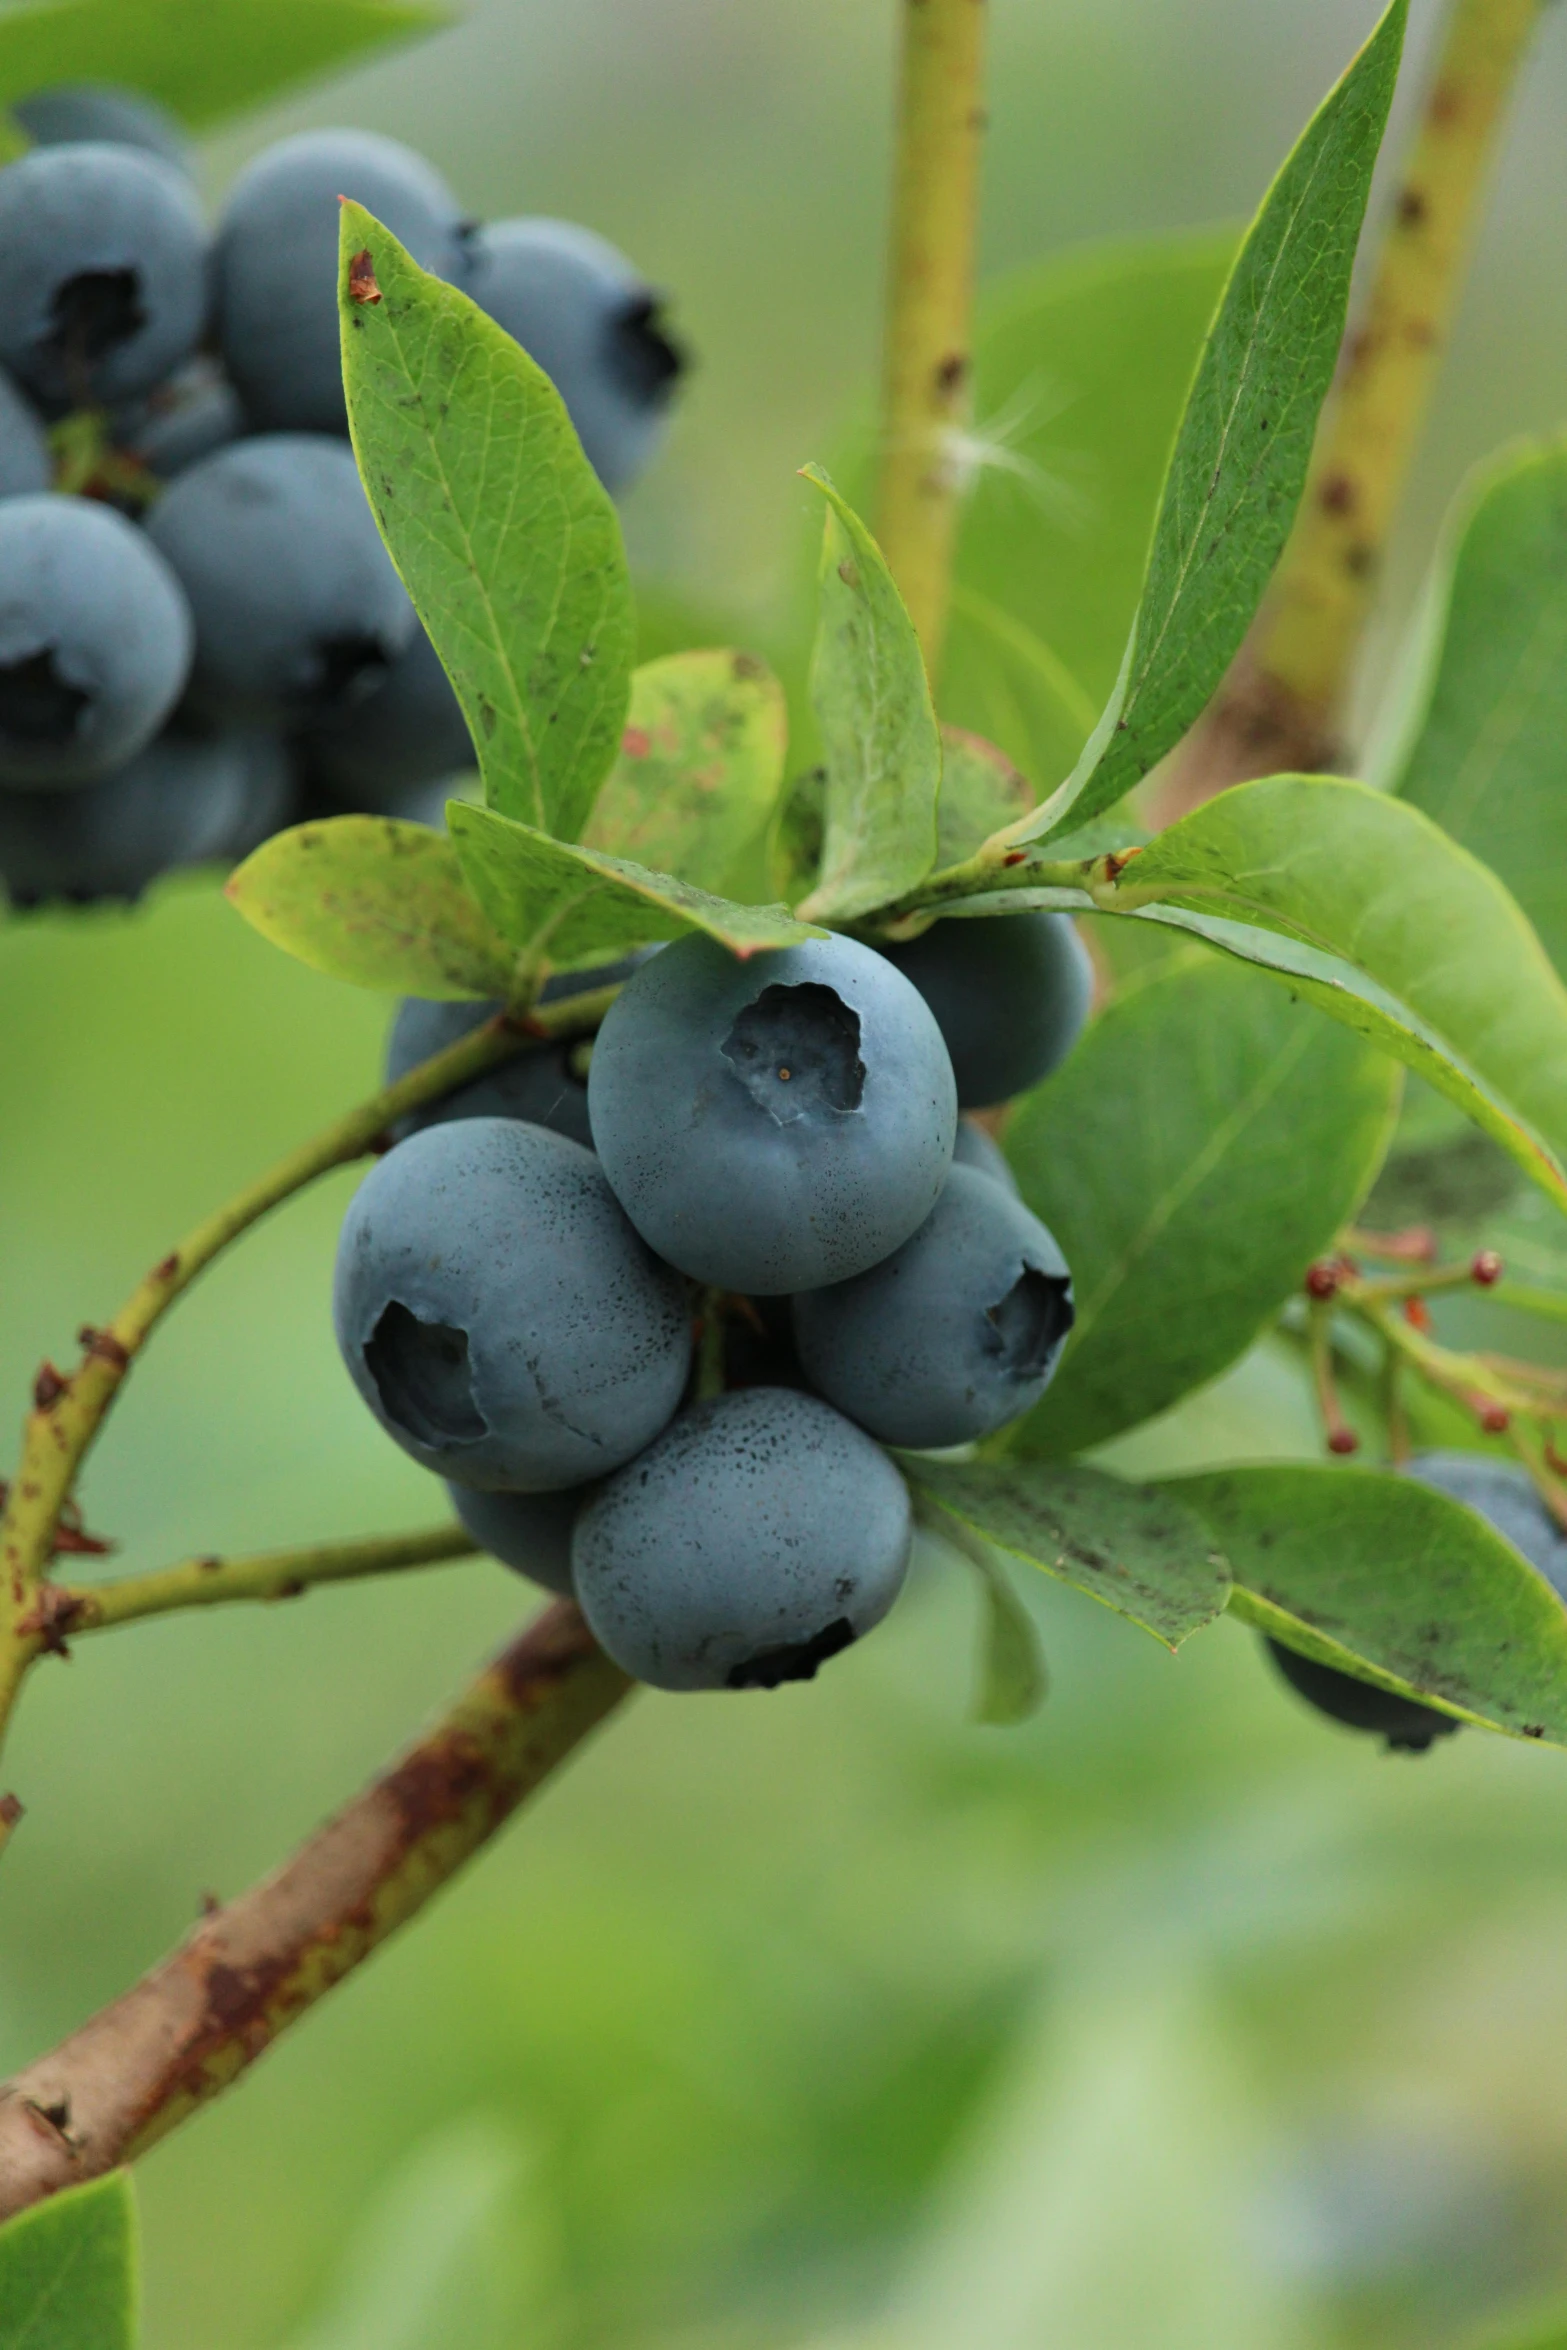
7 2 1567 2344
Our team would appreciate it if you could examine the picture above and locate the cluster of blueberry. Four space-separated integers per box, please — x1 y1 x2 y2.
335 913 1094 1691
0 84 682 908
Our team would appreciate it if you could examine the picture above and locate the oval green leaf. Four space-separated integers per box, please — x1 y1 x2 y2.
796 467 941 924
450 800 822 965
581 648 787 898
227 817 518 998
904 1458 1230 1651
1017 0 1408 845
339 201 634 844
0 2169 138 2350
1006 951 1398 1459
1170 1462 1567 1746
1393 435 1567 975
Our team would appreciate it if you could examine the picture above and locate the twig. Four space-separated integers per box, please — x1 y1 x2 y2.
0 1600 631 2218
42 1523 479 1640
875 0 989 667
1157 0 1545 811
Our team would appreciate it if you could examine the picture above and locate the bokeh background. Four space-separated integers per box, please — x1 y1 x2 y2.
5 1 1567 2343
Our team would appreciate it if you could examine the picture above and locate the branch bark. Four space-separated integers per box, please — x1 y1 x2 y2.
875 0 988 668
1155 0 1545 816
0 1600 631 2218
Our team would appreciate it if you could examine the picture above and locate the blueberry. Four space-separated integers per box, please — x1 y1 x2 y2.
880 912 1093 1109
203 730 298 864
951 1116 1019 1195
333 1117 691 1492
793 1163 1073 1448
0 368 50 498
588 931 958 1293
384 959 643 1148
0 495 192 786
572 1387 911 1691
214 129 471 435
13 85 189 174
0 143 207 409
0 720 272 904
1264 1639 1460 1753
113 355 246 480
145 434 416 727
467 218 685 493
1404 1450 1567 1600
446 1480 580 1597
303 624 474 809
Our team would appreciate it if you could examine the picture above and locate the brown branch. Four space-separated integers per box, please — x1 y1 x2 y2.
1155 0 1545 816
0 1600 631 2218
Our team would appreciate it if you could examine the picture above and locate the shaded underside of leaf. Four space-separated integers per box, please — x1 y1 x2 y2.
227 816 517 998
1170 1462 1567 1746
450 799 822 966
582 647 787 898
1005 951 1398 1458
1393 434 1567 977
934 725 1036 869
904 1458 1230 1650
339 200 634 844
1026 0 1407 843
797 466 941 922
0 0 445 125
0 2169 138 2350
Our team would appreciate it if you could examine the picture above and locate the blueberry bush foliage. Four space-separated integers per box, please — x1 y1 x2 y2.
7 0 1567 2336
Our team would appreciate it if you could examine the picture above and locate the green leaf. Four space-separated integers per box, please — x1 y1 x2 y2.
450 800 822 966
942 231 1234 789
0 0 443 128
1006 952 1398 1459
1392 435 1567 975
338 201 634 844
903 1458 1230 1651
796 467 941 923
0 2170 138 2350
934 726 1035 868
1171 1462 1567 1746
1106 774 1567 1216
918 1499 1048 1724
1015 0 1407 845
580 649 787 898
227 817 518 998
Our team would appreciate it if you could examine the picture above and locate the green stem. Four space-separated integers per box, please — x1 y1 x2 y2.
875 0 989 669
48 1524 478 1639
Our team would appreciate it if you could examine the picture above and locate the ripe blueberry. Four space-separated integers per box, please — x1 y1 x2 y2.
951 1116 1019 1196
446 1480 581 1597
13 85 189 174
880 911 1092 1108
588 930 958 1292
572 1387 911 1690
304 624 475 808
333 1117 690 1492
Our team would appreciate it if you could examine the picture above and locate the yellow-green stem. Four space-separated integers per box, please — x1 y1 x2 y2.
50 1523 479 1639
876 0 988 669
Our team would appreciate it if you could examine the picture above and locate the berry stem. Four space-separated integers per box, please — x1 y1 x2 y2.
875 0 988 669
1155 0 1545 811
45 1521 479 1639
0 1599 631 2220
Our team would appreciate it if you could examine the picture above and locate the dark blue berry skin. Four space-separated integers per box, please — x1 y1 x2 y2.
13 85 189 173
0 368 50 498
114 355 245 479
880 912 1093 1109
303 624 474 808
1264 1641 1460 1753
214 130 470 434
468 219 684 494
446 1480 580 1597
589 931 958 1294
572 1387 912 1691
1405 1451 1567 1600
0 495 192 787
384 959 644 1149
793 1163 1074 1448
333 1118 691 1493
951 1116 1019 1196
0 721 280 904
146 435 416 727
0 143 208 409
